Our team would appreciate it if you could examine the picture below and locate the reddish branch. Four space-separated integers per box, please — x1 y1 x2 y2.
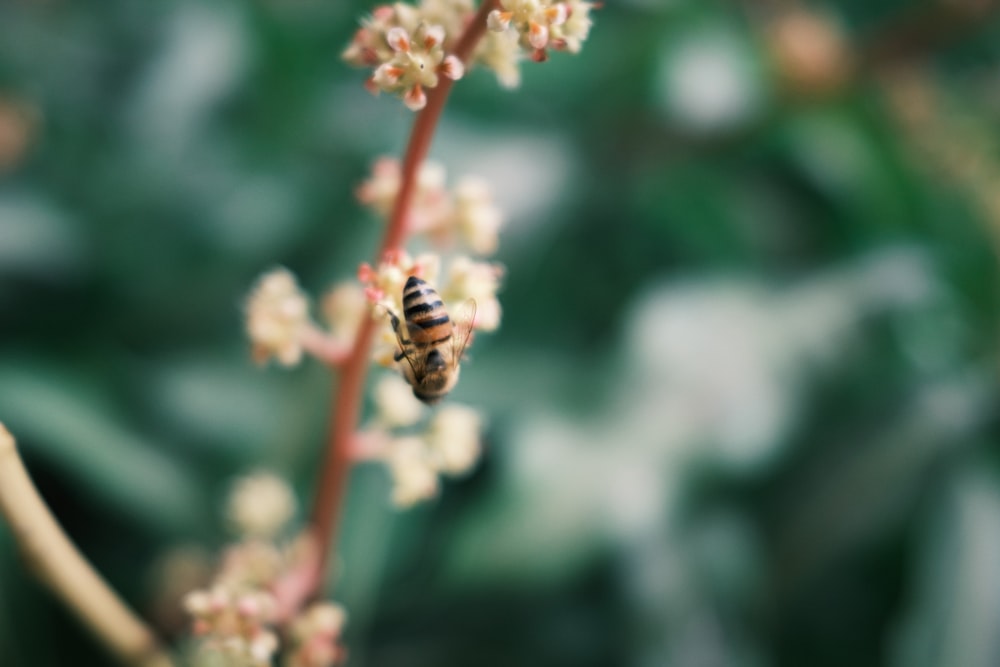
308 0 501 594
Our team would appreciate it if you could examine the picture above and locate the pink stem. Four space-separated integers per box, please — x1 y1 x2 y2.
307 0 501 598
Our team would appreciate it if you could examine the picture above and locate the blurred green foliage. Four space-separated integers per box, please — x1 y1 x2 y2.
2 0 1000 666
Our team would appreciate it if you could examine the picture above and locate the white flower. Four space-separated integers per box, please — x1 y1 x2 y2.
356 157 449 233
226 472 297 539
321 282 367 348
249 631 279 663
357 160 506 257
350 15 462 111
185 584 280 667
183 589 212 616
216 540 284 589
453 177 503 255
374 374 426 427
284 602 348 666
307 603 347 636
245 268 309 367
551 0 593 54
427 404 482 474
387 436 440 507
475 30 522 88
441 256 504 331
488 0 587 59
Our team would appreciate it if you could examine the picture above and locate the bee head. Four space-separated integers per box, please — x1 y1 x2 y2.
412 362 460 405
425 348 446 372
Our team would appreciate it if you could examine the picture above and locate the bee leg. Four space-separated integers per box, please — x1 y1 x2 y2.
386 307 415 364
387 309 401 333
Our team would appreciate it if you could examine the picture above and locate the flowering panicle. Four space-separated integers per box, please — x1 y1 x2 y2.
343 3 464 110
361 375 484 507
343 0 593 104
487 0 594 61
245 269 310 367
185 586 279 667
358 157 504 255
183 0 594 661
184 473 348 666
284 603 348 667
356 157 450 233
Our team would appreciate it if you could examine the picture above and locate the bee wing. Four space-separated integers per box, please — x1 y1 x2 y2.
451 298 477 364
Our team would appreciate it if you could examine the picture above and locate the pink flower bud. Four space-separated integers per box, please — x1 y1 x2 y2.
439 55 465 81
403 84 427 111
487 10 512 31
528 21 549 49
386 27 411 53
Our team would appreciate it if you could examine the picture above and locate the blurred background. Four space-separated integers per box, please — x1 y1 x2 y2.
2 0 1000 665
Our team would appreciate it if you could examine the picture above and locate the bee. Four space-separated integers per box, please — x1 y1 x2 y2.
386 275 476 404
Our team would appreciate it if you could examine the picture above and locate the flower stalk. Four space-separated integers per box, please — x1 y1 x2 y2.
307 0 502 594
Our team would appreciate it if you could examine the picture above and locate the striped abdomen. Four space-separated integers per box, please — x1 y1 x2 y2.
402 276 453 349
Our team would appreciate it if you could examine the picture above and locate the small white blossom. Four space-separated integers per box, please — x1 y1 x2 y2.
358 159 504 255
453 177 503 255
442 256 504 331
488 0 590 60
245 268 309 367
185 585 280 667
551 0 593 53
356 157 449 233
374 374 426 427
285 603 348 667
320 282 367 348
226 472 297 539
216 540 285 589
250 632 279 663
427 404 482 474
387 436 440 507
344 4 464 111
475 30 523 88
184 590 213 617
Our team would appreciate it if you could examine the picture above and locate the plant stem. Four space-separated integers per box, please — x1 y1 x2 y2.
308 0 500 592
0 424 174 667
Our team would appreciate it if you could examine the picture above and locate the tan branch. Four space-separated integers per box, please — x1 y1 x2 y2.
0 422 175 667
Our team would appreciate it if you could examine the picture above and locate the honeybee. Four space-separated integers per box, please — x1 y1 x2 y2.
386 275 476 404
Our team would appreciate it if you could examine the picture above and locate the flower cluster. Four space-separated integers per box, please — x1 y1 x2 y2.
357 157 503 255
363 375 484 507
343 0 593 105
284 603 348 667
185 587 279 667
246 259 501 373
487 0 594 61
343 2 464 110
184 474 348 667
245 269 310 367
226 471 298 539
358 249 504 366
